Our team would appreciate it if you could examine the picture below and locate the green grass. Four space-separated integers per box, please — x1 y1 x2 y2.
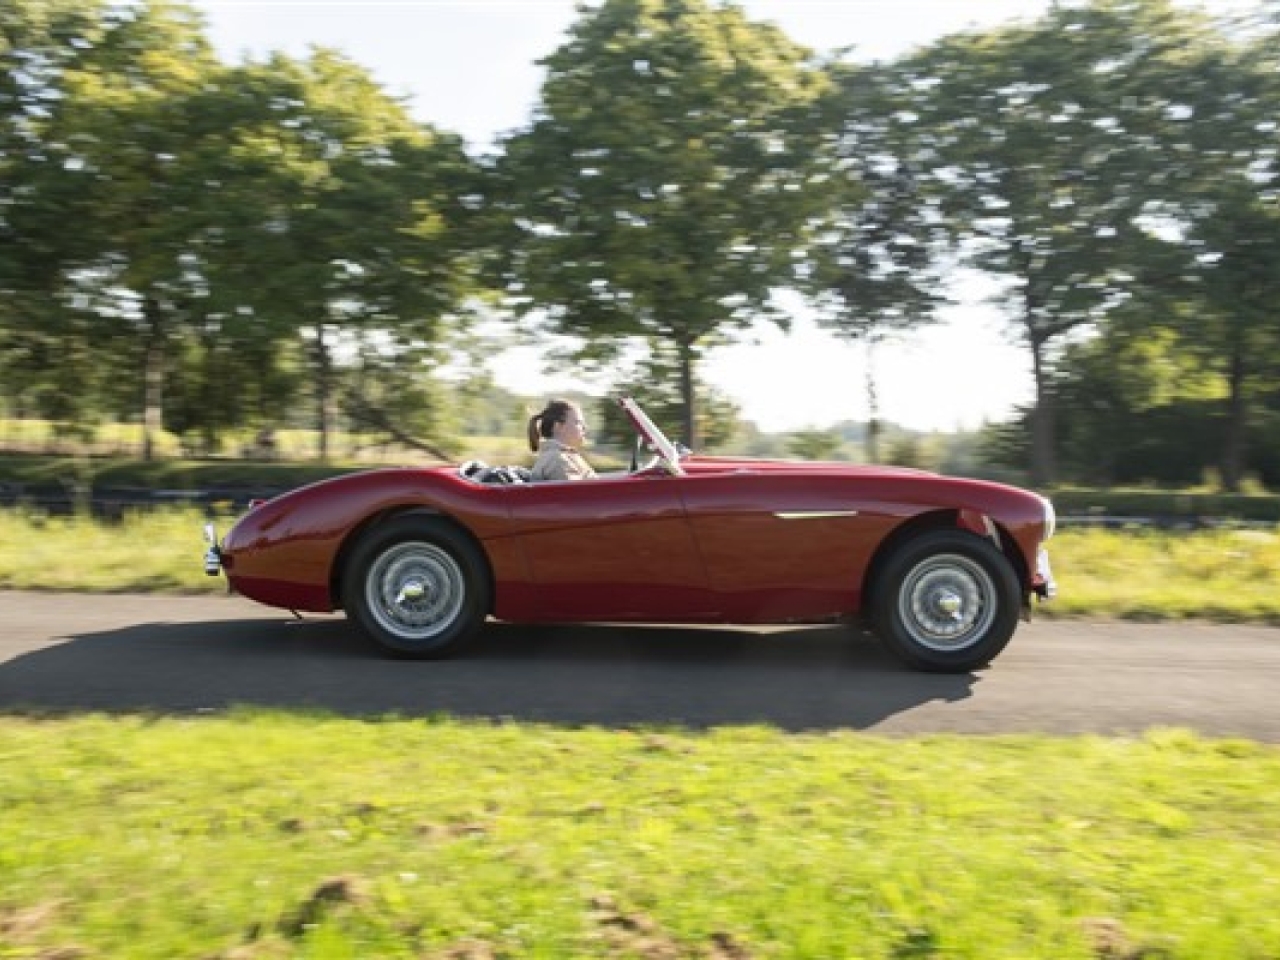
0 712 1276 959
4 515 1279 957
4 509 1280 622
1046 526 1280 622
0 509 221 593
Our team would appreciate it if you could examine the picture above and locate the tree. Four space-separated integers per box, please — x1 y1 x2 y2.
493 0 824 447
213 50 480 460
1122 17 1280 491
904 0 1221 486
0 0 112 424
799 60 949 462
41 0 230 458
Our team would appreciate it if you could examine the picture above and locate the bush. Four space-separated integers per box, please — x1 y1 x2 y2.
1050 488 1280 523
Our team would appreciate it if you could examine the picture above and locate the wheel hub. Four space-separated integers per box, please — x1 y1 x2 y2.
898 553 998 652
933 587 964 619
366 543 465 641
395 579 428 605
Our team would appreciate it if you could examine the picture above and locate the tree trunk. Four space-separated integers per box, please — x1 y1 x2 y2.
677 339 697 449
314 325 331 463
141 297 165 462
1029 337 1055 488
865 335 880 463
1221 343 1247 493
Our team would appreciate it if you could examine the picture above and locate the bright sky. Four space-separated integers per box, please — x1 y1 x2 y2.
192 0 1057 433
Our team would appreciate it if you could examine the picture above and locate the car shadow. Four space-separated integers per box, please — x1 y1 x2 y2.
0 616 979 732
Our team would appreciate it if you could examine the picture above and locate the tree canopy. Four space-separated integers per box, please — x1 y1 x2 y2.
2 0 1279 491
492 0 825 446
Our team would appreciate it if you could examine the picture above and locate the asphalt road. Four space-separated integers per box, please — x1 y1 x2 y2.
2 590 1278 740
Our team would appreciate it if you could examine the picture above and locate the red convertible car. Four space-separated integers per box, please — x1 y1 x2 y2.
204 398 1055 672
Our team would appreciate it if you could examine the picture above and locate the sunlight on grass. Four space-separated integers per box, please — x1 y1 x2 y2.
0 713 1277 958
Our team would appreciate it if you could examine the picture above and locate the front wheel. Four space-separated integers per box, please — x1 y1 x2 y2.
342 516 490 658
871 529 1022 673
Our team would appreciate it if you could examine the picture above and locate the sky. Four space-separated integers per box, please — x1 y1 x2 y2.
190 0 1061 433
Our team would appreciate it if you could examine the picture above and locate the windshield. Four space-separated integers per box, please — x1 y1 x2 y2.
617 397 685 476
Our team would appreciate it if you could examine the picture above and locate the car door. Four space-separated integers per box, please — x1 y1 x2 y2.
678 469 895 621
504 472 714 621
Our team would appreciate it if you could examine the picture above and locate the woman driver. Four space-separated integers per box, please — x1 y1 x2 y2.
528 399 598 482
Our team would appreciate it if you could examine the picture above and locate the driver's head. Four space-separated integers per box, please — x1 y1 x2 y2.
527 399 588 451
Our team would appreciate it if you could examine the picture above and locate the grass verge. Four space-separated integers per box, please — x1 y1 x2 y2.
1 712 1278 959
4 509 1280 622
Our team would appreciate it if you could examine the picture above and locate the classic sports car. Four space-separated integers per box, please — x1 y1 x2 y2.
204 398 1055 672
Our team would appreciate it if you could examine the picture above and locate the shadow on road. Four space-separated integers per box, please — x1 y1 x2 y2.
0 616 979 731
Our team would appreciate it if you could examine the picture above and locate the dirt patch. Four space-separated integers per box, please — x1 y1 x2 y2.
1080 917 1172 959
589 894 682 960
707 930 753 959
415 821 490 840
422 939 501 960
588 895 754 960
1 901 65 941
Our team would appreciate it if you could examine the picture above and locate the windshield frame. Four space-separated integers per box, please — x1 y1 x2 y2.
616 397 686 477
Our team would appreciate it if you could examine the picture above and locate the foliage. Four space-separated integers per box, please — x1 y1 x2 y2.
799 60 951 459
786 429 842 461
1049 489 1280 524
0 1 480 462
3 0 1280 486
899 0 1266 487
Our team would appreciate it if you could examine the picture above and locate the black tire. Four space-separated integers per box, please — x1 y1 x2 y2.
341 515 490 659
871 529 1022 673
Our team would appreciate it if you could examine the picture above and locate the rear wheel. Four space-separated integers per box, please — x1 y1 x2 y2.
342 516 489 658
872 529 1021 673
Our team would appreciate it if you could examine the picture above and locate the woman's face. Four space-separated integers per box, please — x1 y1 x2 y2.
553 405 588 448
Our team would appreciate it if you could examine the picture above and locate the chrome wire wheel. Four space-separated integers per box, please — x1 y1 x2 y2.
365 541 466 641
896 552 997 652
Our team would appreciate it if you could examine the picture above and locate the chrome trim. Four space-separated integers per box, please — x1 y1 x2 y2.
981 513 1000 547
773 510 860 520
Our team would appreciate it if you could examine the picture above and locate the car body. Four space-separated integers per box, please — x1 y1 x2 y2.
205 398 1055 672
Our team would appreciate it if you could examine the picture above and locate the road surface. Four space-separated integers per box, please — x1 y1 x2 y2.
2 591 1277 739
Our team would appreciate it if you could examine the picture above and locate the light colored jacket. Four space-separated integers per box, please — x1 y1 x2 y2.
530 439 597 482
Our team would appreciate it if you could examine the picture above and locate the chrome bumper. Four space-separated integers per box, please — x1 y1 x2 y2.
203 522 222 577
1034 548 1056 600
